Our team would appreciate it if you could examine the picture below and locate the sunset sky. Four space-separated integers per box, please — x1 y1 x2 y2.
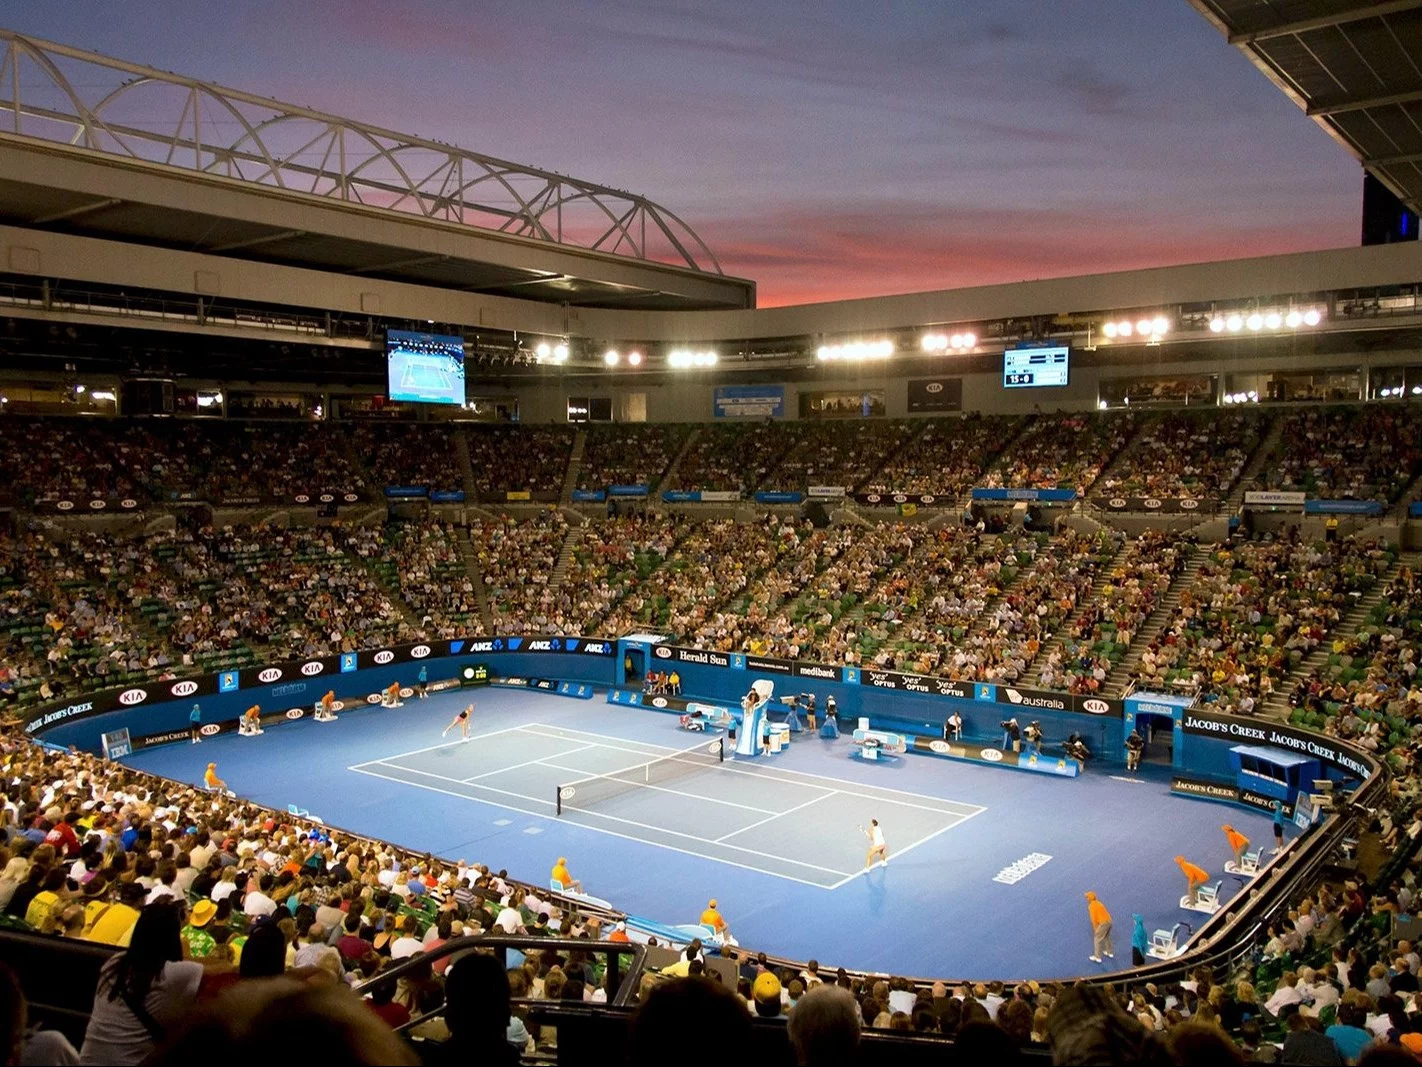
6 1 1363 306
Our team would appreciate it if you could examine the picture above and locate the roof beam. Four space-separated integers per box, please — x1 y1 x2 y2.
31 197 121 224
207 229 305 253
1309 87 1422 117
349 253 448 274
1228 0 1422 44
1367 149 1422 166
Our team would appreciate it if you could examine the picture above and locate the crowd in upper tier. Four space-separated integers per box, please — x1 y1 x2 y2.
7 401 1422 509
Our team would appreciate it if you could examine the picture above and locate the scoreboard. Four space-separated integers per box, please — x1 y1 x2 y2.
1003 346 1070 389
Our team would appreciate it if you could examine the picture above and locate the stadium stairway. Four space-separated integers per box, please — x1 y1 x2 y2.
455 526 495 632
652 425 702 497
1388 468 1422 520
560 429 588 505
1225 413 1284 511
1103 548 1207 698
1086 415 1153 494
453 426 478 500
1258 549 1421 721
548 521 586 589
1030 535 1129 687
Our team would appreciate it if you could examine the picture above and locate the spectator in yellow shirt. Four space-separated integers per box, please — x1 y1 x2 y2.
551 857 583 894
85 882 146 946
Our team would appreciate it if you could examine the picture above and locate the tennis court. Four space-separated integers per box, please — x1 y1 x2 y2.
349 722 985 889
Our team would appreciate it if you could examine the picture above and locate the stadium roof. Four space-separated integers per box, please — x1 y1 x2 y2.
0 29 754 312
1187 0 1422 219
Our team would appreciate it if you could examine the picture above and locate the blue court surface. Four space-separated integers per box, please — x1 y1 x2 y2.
121 687 1279 979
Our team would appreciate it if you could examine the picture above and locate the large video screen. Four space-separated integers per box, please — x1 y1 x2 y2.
386 329 466 405
1003 345 1070 389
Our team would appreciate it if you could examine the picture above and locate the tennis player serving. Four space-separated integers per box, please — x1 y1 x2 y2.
861 818 889 869
442 704 473 741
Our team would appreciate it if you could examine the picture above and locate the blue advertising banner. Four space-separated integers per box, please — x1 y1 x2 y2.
714 384 785 419
754 491 804 504
428 490 466 503
1304 499 1383 515
609 484 650 497
383 486 429 498
971 487 1078 502
571 489 607 502
662 491 701 503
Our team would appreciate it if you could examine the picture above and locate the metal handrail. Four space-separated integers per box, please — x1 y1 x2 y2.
348 935 648 1011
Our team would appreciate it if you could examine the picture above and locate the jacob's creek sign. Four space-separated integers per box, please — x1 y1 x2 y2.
1182 710 1371 778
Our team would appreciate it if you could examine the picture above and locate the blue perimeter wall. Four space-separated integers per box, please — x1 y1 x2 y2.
653 658 1124 757
37 651 615 751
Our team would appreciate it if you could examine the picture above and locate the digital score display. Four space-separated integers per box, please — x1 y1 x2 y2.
386 329 466 405
1003 346 1070 389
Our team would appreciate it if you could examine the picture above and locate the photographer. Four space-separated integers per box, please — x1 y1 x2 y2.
1022 720 1044 757
1000 718 1021 753
1065 732 1091 769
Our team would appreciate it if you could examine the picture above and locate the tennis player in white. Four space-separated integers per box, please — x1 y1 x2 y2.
862 818 888 869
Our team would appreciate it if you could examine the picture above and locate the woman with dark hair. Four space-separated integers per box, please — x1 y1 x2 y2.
79 899 202 1065
5 864 47 920
239 920 288 979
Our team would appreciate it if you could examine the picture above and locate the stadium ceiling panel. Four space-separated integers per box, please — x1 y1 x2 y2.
0 29 753 311
1187 0 1422 217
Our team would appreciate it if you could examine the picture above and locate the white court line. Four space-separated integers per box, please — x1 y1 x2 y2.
360 759 850 876
520 723 983 816
537 760 784 816
824 805 990 890
463 744 598 783
348 723 529 768
716 790 836 843
347 764 845 890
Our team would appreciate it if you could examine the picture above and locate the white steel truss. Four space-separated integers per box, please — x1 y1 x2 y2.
0 29 723 275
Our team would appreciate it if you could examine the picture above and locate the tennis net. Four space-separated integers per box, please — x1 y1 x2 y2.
556 737 724 816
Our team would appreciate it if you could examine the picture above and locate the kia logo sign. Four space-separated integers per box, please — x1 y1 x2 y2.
319 493 334 503
893 494 907 503
88 499 106 510
929 740 951 754
366 694 382 704
399 687 413 698
343 493 359 503
258 668 283 684
300 661 324 676
866 494 882 503
294 494 310 504
1181 498 1199 510
56 500 74 511
118 688 148 706
286 708 305 720
410 645 431 659
1082 699 1110 715
922 495 935 504
200 723 221 736
120 499 138 509
654 646 672 659
374 650 395 665
981 748 1003 762
1109 498 1127 509
169 680 199 697
926 382 944 393
1144 498 1162 510
652 697 668 708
